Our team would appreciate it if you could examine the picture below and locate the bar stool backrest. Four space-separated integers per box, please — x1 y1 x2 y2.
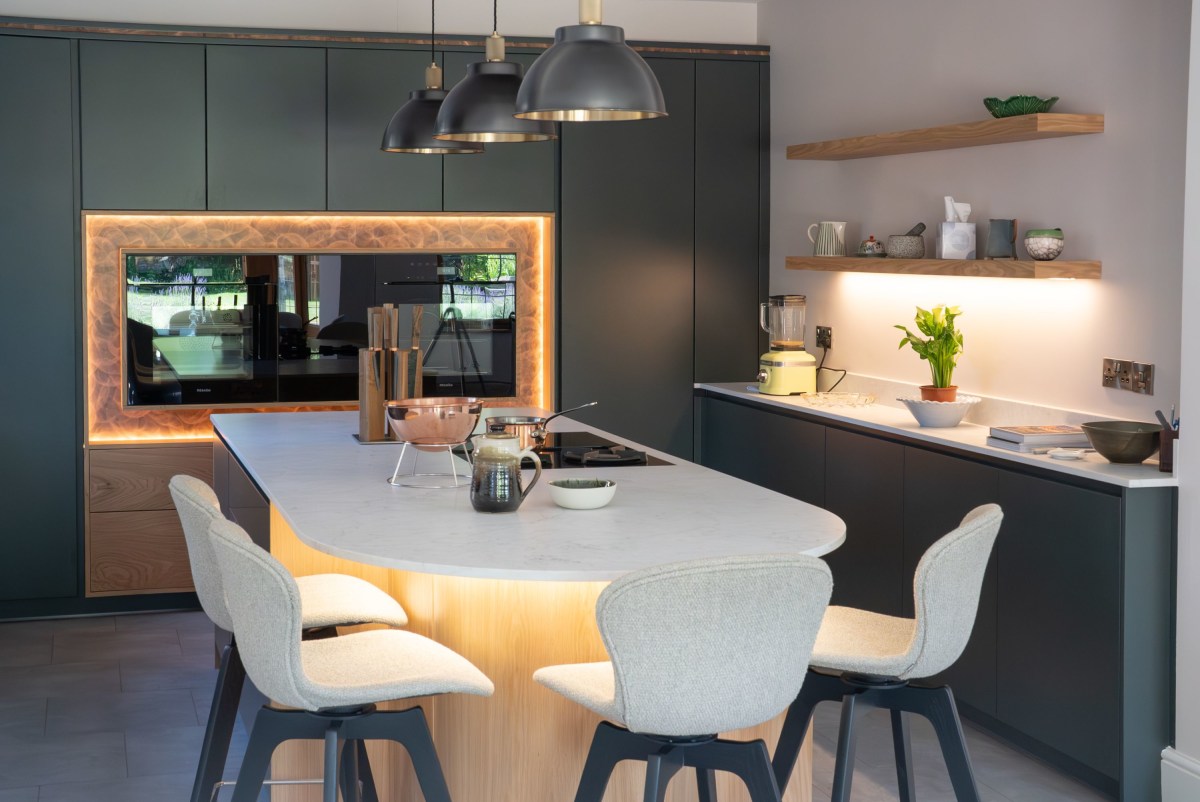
904 504 1004 680
596 554 833 737
169 474 241 632
208 517 312 710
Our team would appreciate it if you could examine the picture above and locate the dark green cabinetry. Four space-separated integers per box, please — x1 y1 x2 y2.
560 58 696 458
698 396 823 506
561 59 767 459
824 429 905 614
327 48 443 212
996 473 1121 777
441 52 556 212
903 447 999 715
694 60 763 382
206 45 326 210
79 40 206 210
696 391 1174 802
0 35 78 600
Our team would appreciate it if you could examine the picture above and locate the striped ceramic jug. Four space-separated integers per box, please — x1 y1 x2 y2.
807 221 847 256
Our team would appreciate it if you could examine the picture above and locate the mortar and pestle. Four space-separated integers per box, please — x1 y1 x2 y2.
887 223 926 259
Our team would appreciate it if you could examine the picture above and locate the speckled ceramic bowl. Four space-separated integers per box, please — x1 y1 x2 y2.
1024 229 1065 261
549 478 617 510
887 235 925 259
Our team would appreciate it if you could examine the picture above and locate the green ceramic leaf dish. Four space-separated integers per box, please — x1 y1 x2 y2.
982 95 1060 118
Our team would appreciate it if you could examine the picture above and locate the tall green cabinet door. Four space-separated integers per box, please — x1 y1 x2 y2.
694 59 763 382
559 58 695 458
327 48 443 211
207 45 326 211
0 36 78 599
441 51 556 212
79 40 206 210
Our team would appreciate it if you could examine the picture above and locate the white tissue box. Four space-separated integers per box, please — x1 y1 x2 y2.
937 222 976 259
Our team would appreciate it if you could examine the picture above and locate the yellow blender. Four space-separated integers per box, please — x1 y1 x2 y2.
757 295 816 395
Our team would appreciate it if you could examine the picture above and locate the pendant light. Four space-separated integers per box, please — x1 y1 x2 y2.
434 0 557 142
381 0 484 154
513 0 666 122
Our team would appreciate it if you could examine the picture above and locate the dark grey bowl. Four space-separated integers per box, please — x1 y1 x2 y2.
1081 421 1162 464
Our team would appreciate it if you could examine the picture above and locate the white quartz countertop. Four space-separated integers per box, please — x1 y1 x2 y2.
698 383 1178 489
211 410 847 581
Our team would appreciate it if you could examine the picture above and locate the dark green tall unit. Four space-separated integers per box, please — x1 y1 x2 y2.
559 58 696 458
206 45 326 210
441 51 556 213
0 36 79 600
79 40 207 210
694 59 763 383
327 48 444 212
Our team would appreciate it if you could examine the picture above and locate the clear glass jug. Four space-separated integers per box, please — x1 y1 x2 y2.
759 295 807 351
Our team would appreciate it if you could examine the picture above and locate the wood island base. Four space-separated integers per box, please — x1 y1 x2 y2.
267 507 814 802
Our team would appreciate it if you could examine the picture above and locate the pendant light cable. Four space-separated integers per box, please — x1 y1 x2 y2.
493 0 498 34
431 0 436 61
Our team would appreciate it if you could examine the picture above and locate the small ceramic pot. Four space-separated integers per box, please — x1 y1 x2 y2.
1024 228 1065 261
887 234 925 259
857 236 886 257
919 385 958 402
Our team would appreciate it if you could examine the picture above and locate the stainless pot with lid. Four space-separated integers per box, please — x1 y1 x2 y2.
485 401 598 449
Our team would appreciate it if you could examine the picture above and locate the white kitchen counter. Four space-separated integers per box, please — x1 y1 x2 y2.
698 382 1177 489
211 409 847 581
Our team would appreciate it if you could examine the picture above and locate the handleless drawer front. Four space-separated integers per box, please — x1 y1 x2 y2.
89 445 214 512
89 510 194 595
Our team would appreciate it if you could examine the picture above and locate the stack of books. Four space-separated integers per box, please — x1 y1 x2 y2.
986 424 1090 452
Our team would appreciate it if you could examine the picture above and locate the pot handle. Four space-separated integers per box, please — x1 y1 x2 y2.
518 449 543 501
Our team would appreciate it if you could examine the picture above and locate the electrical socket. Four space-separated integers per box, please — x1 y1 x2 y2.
1102 358 1155 395
815 326 833 349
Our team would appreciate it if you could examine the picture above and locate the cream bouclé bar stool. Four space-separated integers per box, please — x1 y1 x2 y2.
535 554 834 802
772 504 1004 802
209 516 495 802
169 475 410 802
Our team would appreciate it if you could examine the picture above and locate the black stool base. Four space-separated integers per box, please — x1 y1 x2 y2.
576 721 782 802
772 669 981 802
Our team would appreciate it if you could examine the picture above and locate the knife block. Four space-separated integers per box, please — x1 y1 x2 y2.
358 348 388 442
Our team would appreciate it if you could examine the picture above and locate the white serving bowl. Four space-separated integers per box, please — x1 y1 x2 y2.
897 395 981 428
548 478 617 510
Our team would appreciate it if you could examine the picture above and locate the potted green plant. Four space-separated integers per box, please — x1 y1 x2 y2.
895 305 964 401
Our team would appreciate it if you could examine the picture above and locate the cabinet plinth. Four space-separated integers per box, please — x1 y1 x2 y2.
786 113 1104 160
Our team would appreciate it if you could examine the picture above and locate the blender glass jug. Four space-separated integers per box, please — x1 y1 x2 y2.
759 295 807 351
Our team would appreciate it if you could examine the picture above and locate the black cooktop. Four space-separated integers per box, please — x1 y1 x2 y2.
532 431 673 468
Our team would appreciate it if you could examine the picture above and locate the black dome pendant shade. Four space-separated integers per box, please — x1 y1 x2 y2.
434 35 557 143
380 1 483 155
513 0 666 121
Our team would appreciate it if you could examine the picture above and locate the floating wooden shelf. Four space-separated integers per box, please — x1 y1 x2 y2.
786 256 1101 280
786 113 1104 161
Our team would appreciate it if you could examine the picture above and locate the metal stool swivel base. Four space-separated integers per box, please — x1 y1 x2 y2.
575 721 782 802
229 704 450 802
772 669 982 802
191 636 378 802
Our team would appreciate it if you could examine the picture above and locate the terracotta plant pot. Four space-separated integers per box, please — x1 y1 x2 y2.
920 385 958 402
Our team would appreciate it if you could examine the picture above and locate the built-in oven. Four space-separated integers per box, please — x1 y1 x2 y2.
123 251 518 406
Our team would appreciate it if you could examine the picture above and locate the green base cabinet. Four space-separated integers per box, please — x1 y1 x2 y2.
696 391 1174 802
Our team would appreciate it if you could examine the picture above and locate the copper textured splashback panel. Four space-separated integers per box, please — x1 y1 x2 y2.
84 212 553 443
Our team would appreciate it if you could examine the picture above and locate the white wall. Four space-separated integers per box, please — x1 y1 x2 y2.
759 0 1188 419
0 0 758 44
1164 1 1200 797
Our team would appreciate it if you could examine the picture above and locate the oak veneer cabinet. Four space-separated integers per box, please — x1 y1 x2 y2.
86 443 212 595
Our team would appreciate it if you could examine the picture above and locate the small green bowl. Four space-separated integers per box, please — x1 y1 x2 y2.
1081 421 1162 464
983 95 1059 118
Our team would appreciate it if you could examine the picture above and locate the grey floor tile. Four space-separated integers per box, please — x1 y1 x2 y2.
0 617 114 638
0 787 37 802
0 661 119 701
125 722 248 778
179 627 217 659
51 627 182 665
0 698 46 737
0 633 51 669
37 771 194 802
120 652 218 693
46 689 200 736
114 610 210 634
0 730 125 790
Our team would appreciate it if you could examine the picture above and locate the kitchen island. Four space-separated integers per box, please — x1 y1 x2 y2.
211 409 846 802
